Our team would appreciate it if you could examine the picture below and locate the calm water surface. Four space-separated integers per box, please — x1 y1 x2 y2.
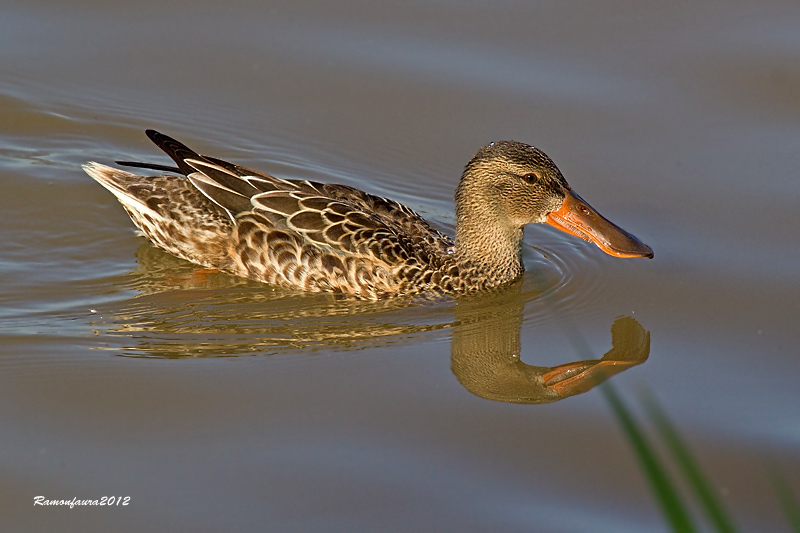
2 1 799 531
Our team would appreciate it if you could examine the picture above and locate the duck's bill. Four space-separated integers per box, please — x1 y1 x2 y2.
546 190 654 258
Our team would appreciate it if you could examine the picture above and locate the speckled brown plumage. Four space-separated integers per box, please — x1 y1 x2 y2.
84 130 652 299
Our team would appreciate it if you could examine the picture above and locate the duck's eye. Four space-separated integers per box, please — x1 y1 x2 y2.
522 173 538 184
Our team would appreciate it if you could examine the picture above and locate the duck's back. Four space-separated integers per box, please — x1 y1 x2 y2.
85 131 454 298
235 178 454 297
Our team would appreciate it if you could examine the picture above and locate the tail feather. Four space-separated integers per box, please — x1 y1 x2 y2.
82 162 154 214
82 161 234 269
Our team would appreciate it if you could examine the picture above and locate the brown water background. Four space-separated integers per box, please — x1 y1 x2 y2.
2 1 799 531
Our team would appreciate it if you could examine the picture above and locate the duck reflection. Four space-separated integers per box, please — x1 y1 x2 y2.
451 282 649 404
100 244 649 401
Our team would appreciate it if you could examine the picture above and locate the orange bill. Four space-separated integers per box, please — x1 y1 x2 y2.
546 190 654 258
541 359 644 396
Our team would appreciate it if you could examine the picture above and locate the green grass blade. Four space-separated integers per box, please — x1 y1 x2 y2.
640 391 737 533
771 468 800 532
602 384 696 533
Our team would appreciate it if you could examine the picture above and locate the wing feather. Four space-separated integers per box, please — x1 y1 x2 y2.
142 130 453 266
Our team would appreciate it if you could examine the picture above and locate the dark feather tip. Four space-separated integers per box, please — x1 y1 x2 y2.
115 161 183 173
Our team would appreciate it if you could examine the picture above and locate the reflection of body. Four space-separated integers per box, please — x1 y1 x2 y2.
105 246 648 396
85 131 651 299
451 283 649 404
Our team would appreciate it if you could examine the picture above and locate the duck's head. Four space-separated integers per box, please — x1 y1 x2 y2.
456 141 653 259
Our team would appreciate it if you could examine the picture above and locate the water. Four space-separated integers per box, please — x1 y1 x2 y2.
2 1 799 531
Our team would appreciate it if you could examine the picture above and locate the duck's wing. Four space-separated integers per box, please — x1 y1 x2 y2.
249 189 448 265
144 130 454 263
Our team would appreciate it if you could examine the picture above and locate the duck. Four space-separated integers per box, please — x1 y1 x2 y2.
83 130 652 299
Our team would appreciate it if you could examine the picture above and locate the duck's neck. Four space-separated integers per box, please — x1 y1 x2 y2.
453 202 525 286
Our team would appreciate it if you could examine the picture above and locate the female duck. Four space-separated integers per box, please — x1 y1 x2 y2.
84 130 652 299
